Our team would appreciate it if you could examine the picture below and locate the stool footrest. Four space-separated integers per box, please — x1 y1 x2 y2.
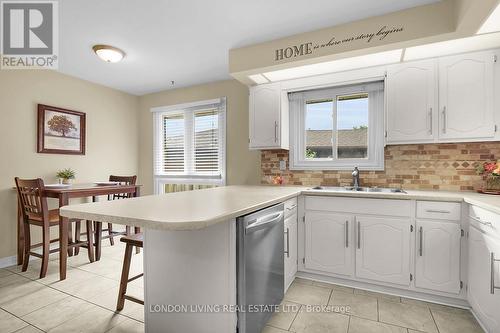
124 295 144 305
128 273 143 283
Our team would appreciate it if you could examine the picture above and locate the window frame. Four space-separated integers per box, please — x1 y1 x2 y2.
151 98 226 194
289 81 385 171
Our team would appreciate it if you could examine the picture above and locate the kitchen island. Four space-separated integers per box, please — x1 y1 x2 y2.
61 186 302 333
60 185 500 333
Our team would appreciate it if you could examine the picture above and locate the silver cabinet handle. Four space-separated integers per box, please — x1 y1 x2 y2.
491 252 499 294
419 227 423 257
470 215 494 227
345 221 349 248
274 121 278 142
357 220 361 249
442 106 447 134
425 209 451 214
284 228 290 258
429 108 433 135
286 204 297 211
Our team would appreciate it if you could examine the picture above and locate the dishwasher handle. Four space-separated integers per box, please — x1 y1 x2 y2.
245 212 283 234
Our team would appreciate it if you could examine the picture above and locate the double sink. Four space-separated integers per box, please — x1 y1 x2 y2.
309 186 407 194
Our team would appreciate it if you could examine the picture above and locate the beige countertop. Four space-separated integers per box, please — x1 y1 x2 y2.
60 185 500 231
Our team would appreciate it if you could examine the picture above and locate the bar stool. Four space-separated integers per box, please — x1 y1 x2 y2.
116 233 144 311
15 178 94 278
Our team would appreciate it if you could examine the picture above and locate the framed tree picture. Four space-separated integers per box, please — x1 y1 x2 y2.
37 104 86 155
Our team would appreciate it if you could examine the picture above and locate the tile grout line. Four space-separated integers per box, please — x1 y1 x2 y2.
0 306 47 333
326 288 334 304
358 311 432 332
3 263 144 329
429 307 441 333
286 303 302 331
376 298 379 322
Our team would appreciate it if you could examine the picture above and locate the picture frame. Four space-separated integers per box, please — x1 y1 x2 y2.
37 104 86 155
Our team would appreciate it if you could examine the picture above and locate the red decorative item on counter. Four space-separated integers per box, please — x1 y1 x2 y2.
476 161 500 194
272 175 284 185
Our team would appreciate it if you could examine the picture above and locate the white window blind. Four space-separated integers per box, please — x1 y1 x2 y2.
152 98 226 193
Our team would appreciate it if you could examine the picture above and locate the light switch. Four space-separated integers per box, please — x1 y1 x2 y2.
279 160 286 171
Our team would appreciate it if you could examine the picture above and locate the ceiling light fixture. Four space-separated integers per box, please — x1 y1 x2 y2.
477 3 500 34
262 49 402 82
92 45 126 63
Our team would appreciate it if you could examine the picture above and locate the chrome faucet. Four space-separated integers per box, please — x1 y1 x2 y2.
352 166 360 189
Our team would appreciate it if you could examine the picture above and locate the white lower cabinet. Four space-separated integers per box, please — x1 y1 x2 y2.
415 220 461 294
355 216 412 286
304 212 353 276
468 226 500 333
284 213 298 290
300 197 465 305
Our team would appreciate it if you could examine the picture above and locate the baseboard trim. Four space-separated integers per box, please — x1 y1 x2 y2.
470 308 491 333
0 253 44 269
0 255 18 269
295 271 470 308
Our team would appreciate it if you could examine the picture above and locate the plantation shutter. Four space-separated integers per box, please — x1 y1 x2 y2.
153 98 226 184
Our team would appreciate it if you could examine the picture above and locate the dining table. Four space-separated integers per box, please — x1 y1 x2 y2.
16 183 141 280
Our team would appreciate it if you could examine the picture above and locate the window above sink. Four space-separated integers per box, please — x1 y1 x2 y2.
289 81 385 170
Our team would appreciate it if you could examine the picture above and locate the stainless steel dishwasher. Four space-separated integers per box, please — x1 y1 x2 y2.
236 203 285 333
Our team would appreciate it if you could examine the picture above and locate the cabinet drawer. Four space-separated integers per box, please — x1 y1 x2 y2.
416 201 461 221
469 205 500 239
284 197 298 218
305 196 411 217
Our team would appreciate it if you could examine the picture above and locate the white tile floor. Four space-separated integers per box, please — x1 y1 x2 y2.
0 240 485 333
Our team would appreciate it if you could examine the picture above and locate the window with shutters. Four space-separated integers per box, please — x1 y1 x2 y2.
152 98 226 194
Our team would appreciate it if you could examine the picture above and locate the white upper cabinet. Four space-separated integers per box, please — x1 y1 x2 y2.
386 59 438 144
304 212 353 276
415 220 461 294
355 216 411 286
438 51 496 141
249 83 289 150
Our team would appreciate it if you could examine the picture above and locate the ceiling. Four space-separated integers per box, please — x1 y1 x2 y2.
58 0 439 95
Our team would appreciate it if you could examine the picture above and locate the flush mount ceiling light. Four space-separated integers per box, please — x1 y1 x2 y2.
262 49 402 82
477 3 500 34
92 45 125 63
404 32 500 61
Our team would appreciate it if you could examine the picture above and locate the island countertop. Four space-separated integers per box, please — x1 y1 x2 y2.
59 185 500 230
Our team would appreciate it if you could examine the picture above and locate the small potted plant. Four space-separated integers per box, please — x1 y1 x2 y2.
476 161 500 194
56 168 76 184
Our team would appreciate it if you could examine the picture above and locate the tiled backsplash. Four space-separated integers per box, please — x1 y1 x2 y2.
261 142 500 191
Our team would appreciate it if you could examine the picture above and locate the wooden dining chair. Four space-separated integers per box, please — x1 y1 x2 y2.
14 177 94 278
102 175 138 245
74 175 140 258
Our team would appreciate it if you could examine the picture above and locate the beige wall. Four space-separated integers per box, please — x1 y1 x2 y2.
138 79 261 195
0 70 139 260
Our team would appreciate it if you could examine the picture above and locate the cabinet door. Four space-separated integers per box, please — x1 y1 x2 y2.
284 213 298 291
468 227 500 333
249 83 281 148
356 216 411 286
304 212 353 276
415 220 461 294
438 51 495 140
386 59 437 143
